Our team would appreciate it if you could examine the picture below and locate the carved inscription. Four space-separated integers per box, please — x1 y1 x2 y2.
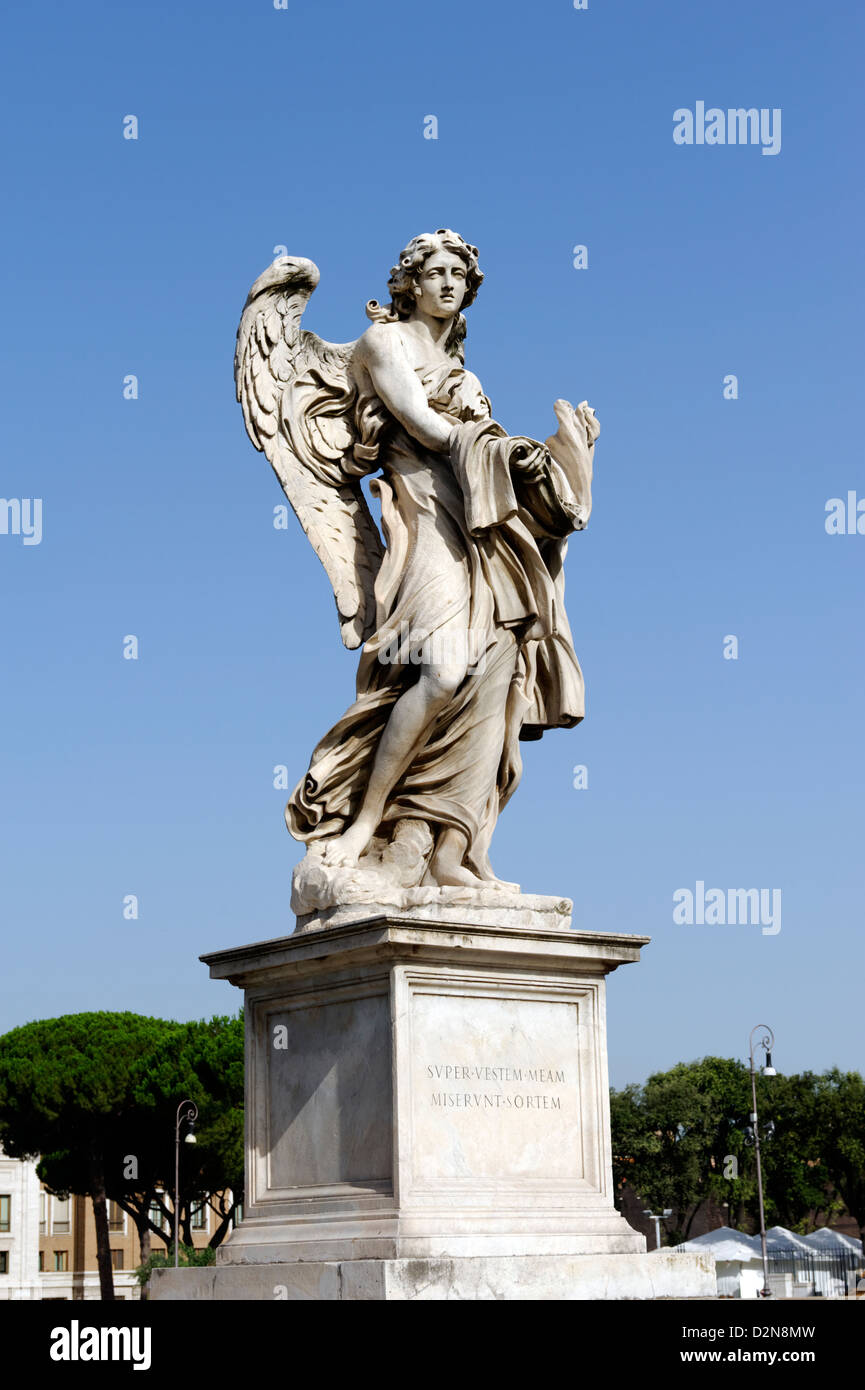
426 1063 566 1110
409 992 584 1182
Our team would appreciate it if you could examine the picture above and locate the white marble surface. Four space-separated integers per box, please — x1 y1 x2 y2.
151 1250 715 1301
294 886 573 933
409 992 583 1184
198 912 648 1266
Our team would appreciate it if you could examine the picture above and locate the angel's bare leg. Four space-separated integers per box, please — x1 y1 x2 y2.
321 654 469 869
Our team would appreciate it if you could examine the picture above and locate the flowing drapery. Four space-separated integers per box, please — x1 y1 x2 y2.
287 362 585 876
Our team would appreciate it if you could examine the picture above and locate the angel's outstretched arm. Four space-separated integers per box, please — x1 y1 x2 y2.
358 324 453 453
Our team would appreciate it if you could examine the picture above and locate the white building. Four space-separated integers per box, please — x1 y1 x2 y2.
0 1148 42 1299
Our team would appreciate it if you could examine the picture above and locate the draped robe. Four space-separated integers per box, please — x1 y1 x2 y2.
287 360 587 879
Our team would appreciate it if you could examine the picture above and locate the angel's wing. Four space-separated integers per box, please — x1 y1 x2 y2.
235 256 384 649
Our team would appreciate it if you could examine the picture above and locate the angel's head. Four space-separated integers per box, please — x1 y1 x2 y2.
389 229 483 318
366 229 483 359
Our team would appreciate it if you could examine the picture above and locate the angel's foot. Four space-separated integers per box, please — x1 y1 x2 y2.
428 829 485 889
320 820 375 869
429 858 486 889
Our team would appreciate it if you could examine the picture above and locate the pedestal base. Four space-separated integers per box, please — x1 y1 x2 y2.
150 1251 715 1301
151 904 689 1300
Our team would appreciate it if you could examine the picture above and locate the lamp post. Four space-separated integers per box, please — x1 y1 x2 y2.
749 1025 776 1298
173 1099 198 1269
643 1208 673 1251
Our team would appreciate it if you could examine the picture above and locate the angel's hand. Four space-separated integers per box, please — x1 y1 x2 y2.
509 441 549 484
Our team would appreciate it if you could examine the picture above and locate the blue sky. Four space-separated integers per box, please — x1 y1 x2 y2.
0 0 862 1087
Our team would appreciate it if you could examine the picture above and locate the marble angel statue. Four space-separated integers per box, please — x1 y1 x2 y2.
235 229 600 906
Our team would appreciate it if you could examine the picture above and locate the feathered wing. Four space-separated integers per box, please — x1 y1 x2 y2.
235 256 383 649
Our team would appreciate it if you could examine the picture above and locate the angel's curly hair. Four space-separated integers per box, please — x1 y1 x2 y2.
366 229 483 360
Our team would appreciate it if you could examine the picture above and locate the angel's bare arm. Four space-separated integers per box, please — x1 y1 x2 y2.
357 324 454 453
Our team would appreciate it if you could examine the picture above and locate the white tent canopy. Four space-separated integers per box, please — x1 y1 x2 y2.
677 1227 764 1298
764 1225 815 1253
678 1225 861 1299
677 1226 761 1262
801 1227 863 1255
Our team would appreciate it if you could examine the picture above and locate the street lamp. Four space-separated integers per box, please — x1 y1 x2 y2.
749 1025 776 1298
643 1208 673 1250
174 1099 198 1269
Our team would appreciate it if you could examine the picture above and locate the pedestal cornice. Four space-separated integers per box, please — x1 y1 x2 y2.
201 915 651 989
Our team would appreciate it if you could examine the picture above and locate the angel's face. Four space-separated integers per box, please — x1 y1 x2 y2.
412 250 468 320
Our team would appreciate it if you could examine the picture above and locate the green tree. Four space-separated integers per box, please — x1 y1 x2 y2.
127 1013 244 1251
612 1058 755 1241
44 1014 245 1263
610 1082 660 1197
610 1057 838 1242
813 1069 865 1246
0 1013 182 1299
758 1070 829 1231
0 1011 245 1300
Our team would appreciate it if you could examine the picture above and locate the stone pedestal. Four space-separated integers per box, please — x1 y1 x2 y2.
150 902 714 1299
